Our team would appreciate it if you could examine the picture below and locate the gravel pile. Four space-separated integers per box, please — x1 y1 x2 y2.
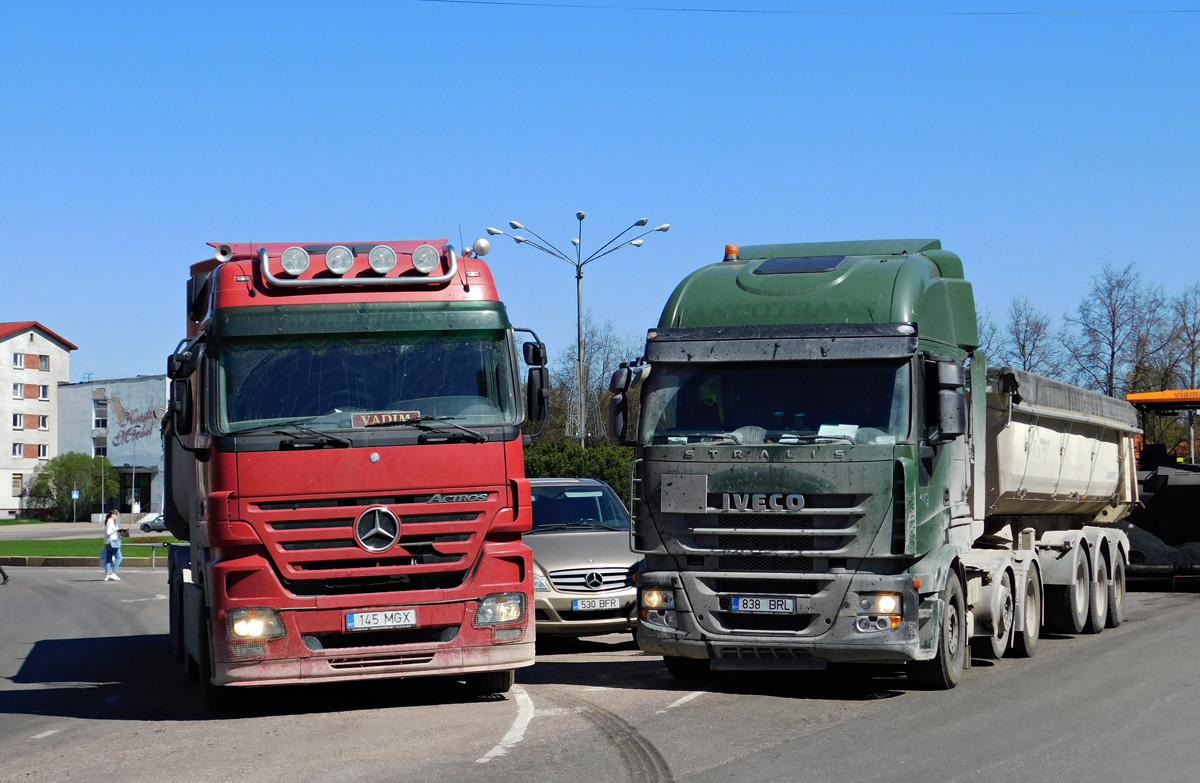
1122 521 1200 566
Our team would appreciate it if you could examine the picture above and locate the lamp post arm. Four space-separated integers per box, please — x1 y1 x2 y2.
519 225 577 264
583 234 650 266
582 220 643 264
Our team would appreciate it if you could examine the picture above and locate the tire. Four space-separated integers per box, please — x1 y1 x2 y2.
198 607 237 711
910 571 966 690
467 670 515 695
1082 552 1109 635
140 523 150 533
971 569 1014 660
1106 557 1125 629
664 655 712 682
1011 566 1042 659
1045 551 1090 634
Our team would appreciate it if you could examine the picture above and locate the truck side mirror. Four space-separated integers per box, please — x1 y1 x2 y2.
938 389 966 440
523 341 548 367
167 333 205 380
170 380 194 436
526 367 550 424
610 366 630 394
609 393 628 441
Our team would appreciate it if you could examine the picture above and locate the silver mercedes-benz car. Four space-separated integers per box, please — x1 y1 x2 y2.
527 478 641 636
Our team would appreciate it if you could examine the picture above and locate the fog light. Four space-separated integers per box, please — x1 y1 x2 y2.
475 593 525 626
325 245 355 275
226 607 286 641
643 609 678 628
494 627 524 641
280 246 310 276
411 244 441 274
368 244 397 273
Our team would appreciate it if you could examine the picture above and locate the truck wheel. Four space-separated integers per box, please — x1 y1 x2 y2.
1011 567 1042 659
1106 557 1125 628
664 655 712 682
971 570 1014 659
168 575 184 662
1083 553 1109 635
1045 552 1090 634
198 608 237 711
910 571 966 690
467 670 515 695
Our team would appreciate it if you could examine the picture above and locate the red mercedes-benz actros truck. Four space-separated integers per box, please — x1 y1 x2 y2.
163 239 549 708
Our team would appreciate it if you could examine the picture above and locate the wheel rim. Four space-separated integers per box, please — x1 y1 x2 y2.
998 574 1014 640
1073 561 1088 616
947 594 962 660
1025 576 1040 639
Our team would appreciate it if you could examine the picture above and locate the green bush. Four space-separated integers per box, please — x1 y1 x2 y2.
522 439 634 507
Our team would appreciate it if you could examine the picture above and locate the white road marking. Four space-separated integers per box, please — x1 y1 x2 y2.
119 594 168 603
656 690 705 714
30 730 60 740
476 685 535 764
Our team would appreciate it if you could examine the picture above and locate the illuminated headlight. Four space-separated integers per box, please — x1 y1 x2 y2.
280 246 310 276
474 592 525 626
368 244 397 274
858 594 901 615
325 245 355 275
640 588 675 610
411 244 441 274
532 573 551 593
227 607 286 641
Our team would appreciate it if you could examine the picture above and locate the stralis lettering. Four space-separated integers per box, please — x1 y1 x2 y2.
721 493 805 512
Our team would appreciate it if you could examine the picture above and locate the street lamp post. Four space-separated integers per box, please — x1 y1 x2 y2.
487 214 669 448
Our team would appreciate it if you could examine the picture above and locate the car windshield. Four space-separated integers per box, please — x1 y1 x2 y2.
639 360 911 446
216 330 517 433
530 485 630 531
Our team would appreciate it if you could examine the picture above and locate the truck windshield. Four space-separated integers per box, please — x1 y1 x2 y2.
216 330 517 433
639 361 911 446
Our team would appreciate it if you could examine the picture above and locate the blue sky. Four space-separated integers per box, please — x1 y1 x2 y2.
2 1 1197 381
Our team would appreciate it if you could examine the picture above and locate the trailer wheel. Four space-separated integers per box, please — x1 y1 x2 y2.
1045 551 1090 634
664 655 712 682
1011 566 1042 658
909 571 965 690
466 670 515 695
971 569 1014 659
1106 557 1125 628
1083 552 1109 634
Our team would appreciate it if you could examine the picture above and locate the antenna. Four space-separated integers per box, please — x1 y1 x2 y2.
458 225 466 254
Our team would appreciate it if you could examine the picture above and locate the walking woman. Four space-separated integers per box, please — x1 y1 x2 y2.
103 510 123 581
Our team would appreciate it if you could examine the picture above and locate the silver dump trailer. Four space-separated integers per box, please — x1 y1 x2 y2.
962 367 1137 658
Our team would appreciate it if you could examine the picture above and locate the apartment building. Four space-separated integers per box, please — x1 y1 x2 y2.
0 322 75 517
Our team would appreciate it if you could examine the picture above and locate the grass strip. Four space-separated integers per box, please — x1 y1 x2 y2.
0 537 179 557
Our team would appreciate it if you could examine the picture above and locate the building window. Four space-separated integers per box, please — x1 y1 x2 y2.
93 400 108 429
11 443 22 457
38 385 49 400
39 415 48 430
11 474 21 497
11 383 20 400
11 414 22 430
39 355 49 371
37 444 48 459
12 353 23 369
94 442 107 457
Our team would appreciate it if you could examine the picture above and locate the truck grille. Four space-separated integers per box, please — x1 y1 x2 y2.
549 567 634 592
673 494 868 560
246 490 497 595
713 613 814 633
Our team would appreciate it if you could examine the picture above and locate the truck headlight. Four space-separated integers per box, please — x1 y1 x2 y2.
325 245 355 275
858 593 901 615
368 244 397 273
533 573 551 593
412 244 440 274
641 588 675 610
474 593 525 626
227 607 286 641
280 246 310 276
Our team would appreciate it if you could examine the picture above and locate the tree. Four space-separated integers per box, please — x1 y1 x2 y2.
975 307 999 360
27 452 118 521
994 297 1062 377
1061 263 1168 397
549 310 643 442
522 438 634 508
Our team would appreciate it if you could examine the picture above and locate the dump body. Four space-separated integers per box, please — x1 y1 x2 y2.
164 241 543 703
617 240 1134 685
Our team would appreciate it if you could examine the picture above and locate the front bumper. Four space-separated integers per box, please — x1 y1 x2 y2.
533 588 637 635
636 570 929 669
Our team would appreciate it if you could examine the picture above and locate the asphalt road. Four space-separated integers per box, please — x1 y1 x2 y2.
1 567 1197 783
0 522 107 542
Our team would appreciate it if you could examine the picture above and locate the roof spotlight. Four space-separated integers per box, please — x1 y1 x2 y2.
325 245 355 275
368 245 397 274
280 247 310 276
411 244 441 275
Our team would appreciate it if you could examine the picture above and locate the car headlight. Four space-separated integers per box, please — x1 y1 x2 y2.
226 607 286 641
474 593 525 626
533 573 551 593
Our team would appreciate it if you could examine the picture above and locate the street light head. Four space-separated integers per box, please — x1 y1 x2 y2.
635 217 649 227
509 220 524 230
571 238 580 246
513 235 528 243
576 211 586 221
486 227 504 236
631 239 644 247
654 223 671 232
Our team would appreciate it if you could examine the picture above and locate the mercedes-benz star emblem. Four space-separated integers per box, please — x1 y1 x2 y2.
355 507 400 552
584 571 604 590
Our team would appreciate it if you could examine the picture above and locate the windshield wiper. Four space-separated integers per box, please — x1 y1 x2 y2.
275 422 351 448
658 432 737 444
528 523 616 533
366 415 485 443
227 416 322 436
787 434 856 445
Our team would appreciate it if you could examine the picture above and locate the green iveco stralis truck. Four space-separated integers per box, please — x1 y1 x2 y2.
609 239 1136 689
